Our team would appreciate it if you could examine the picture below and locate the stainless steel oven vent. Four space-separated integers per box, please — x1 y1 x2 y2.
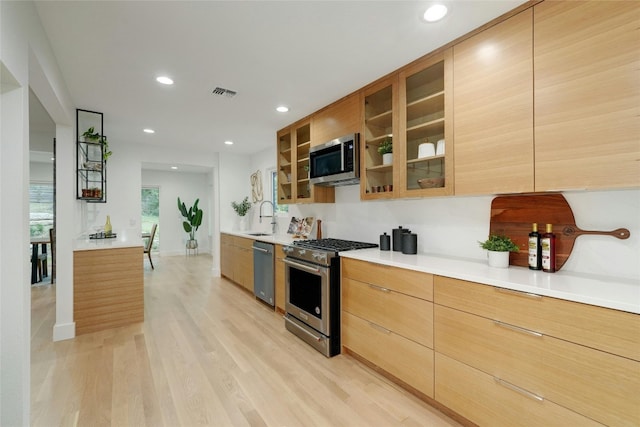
212 87 237 98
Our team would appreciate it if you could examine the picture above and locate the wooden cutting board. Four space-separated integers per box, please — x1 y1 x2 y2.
489 194 630 270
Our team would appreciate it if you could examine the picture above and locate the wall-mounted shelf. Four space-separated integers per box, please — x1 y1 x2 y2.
76 109 107 203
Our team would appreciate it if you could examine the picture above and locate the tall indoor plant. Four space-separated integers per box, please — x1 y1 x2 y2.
178 197 203 249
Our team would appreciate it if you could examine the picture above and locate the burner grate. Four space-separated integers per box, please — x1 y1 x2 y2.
293 238 377 251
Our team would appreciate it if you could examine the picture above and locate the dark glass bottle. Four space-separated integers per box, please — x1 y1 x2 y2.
528 223 542 270
541 223 556 273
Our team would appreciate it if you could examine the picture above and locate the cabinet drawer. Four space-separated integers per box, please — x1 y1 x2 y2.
343 311 434 398
342 259 433 301
233 236 254 250
434 276 640 361
435 305 640 426
435 353 603 427
343 277 433 348
220 233 234 246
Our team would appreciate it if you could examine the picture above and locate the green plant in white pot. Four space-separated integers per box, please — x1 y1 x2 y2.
378 137 393 165
178 197 203 250
232 197 252 231
479 234 519 268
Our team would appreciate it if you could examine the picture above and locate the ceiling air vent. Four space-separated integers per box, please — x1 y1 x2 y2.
212 87 237 98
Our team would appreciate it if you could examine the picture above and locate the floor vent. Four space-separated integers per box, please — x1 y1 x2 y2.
212 87 237 98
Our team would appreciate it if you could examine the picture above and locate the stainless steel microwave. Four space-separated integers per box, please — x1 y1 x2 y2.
309 133 359 186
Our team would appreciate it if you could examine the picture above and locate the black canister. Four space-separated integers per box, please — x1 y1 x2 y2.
379 232 391 251
392 226 408 252
402 232 418 255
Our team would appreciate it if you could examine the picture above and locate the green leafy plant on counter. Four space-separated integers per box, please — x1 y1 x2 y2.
378 137 393 155
177 197 203 241
231 197 252 217
478 234 520 252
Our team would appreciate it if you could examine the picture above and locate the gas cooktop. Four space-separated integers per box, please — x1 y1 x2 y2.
292 238 378 252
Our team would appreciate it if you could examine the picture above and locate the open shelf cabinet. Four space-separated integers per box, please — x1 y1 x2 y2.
76 109 107 202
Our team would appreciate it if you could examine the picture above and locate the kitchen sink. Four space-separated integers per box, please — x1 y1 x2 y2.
247 232 272 236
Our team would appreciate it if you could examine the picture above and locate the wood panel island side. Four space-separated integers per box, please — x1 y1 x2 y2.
73 233 144 335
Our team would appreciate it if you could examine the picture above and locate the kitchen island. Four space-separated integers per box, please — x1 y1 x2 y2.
73 230 145 335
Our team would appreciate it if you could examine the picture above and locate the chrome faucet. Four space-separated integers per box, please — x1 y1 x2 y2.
259 200 277 234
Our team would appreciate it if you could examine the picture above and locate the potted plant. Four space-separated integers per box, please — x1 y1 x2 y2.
82 127 112 161
232 197 252 231
478 234 519 268
378 137 393 165
177 197 203 249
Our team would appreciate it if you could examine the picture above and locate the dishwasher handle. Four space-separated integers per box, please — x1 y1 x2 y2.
252 246 270 253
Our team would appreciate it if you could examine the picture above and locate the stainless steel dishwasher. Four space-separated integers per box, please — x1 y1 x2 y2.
252 241 274 306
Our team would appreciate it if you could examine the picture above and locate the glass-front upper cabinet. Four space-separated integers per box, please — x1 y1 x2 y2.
361 76 397 200
398 49 453 197
295 122 312 202
277 128 294 204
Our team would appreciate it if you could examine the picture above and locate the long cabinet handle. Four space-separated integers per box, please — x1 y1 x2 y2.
494 377 544 402
284 315 323 342
494 320 543 338
368 284 391 293
494 287 542 300
368 322 391 335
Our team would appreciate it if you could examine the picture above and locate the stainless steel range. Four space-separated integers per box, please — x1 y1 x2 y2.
283 238 377 357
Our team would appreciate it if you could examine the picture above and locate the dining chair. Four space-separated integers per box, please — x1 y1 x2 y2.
144 224 158 269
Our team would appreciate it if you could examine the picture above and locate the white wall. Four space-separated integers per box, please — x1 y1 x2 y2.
247 147 640 281
1 1 75 424
219 152 254 231
29 160 53 182
142 169 212 256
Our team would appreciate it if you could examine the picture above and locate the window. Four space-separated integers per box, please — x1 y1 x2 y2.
30 182 54 238
141 187 159 250
271 169 288 214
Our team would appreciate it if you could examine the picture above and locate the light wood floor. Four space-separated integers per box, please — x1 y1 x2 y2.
31 254 461 427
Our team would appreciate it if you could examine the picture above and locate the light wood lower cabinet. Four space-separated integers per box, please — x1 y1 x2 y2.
434 276 640 426
220 233 254 292
343 312 434 398
435 353 603 427
74 246 144 335
341 259 434 398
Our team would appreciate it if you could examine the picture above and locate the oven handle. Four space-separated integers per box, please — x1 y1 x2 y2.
284 315 323 342
283 258 322 274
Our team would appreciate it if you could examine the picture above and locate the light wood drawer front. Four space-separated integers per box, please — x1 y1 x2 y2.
436 305 640 426
435 305 544 394
435 353 603 427
343 311 434 398
342 258 433 301
220 233 234 246
233 236 254 249
434 276 640 361
343 277 433 348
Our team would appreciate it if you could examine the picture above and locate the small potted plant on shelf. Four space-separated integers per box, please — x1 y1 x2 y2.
378 137 393 165
478 234 520 268
178 197 203 250
231 196 252 231
82 126 100 142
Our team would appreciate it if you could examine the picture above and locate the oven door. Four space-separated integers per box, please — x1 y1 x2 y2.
284 257 330 335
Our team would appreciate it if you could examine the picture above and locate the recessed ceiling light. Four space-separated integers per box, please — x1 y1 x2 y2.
51 157 55 161
276 106 289 113
171 166 178 170
423 4 448 22
143 128 155 134
156 76 174 85
224 140 234 145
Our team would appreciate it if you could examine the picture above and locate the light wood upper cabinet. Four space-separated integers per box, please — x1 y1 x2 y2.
534 1 640 191
276 119 334 204
453 9 534 195
311 92 361 146
361 76 398 199
398 49 454 198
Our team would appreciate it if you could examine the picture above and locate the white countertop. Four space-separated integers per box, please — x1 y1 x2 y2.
340 248 640 315
74 228 145 251
222 230 297 246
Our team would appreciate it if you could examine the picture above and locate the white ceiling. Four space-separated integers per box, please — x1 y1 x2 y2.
34 0 525 156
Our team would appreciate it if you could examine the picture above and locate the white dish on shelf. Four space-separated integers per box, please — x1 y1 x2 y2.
418 143 435 158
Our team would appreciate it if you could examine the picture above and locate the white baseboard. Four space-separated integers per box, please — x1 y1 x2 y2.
53 322 75 341
211 267 221 277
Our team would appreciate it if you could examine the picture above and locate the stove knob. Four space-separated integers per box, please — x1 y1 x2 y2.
282 246 292 254
312 253 326 262
299 249 306 256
